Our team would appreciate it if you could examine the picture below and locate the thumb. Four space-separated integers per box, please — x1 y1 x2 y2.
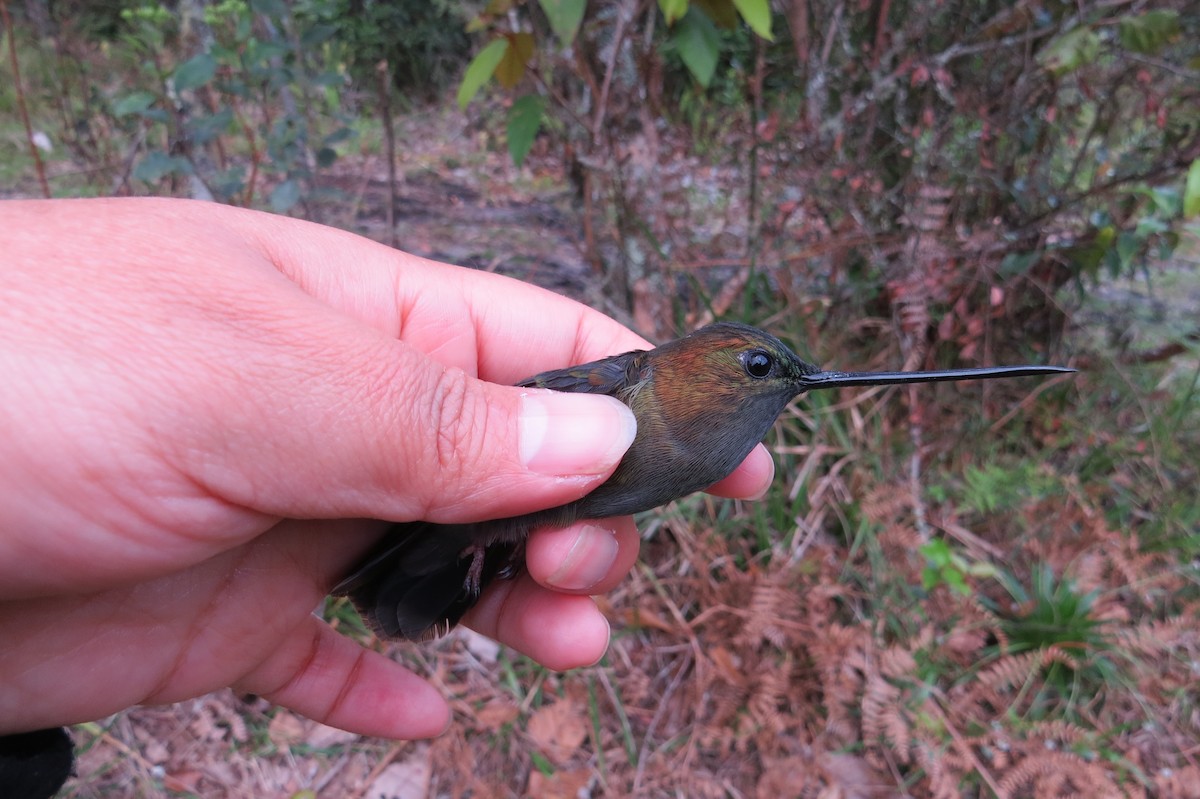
370 353 640 522
191 331 638 525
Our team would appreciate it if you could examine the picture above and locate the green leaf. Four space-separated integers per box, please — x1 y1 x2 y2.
673 8 720 87
529 750 555 775
210 165 248 201
243 38 288 66
538 0 586 47
323 127 356 146
250 0 287 17
172 53 217 91
316 146 338 168
1037 26 1100 76
496 32 535 89
658 0 688 25
998 251 1039 279
731 0 772 40
944 569 971 596
507 94 545 166
920 540 952 569
1118 9 1180 55
133 151 190 183
186 106 234 144
270 179 302 212
1184 159 1200 219
457 39 509 109
112 91 156 117
1146 185 1181 216
300 23 338 49
692 0 738 28
1115 231 1139 269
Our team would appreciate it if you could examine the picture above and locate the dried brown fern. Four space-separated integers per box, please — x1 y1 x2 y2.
879 644 919 679
1118 614 1197 659
1070 550 1107 596
860 483 914 526
996 750 1122 798
913 741 962 799
976 646 1081 697
861 673 904 757
747 656 791 735
1019 719 1093 749
809 623 869 746
736 570 803 650
1152 764 1200 798
1104 529 1183 603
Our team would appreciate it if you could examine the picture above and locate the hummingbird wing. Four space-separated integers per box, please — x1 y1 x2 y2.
518 349 650 399
333 521 526 641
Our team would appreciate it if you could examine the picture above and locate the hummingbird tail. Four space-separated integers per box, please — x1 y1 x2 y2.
332 522 524 641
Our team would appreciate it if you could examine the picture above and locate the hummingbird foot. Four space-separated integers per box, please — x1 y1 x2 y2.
462 543 487 598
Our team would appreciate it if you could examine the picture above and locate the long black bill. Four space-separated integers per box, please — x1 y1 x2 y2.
799 365 1075 390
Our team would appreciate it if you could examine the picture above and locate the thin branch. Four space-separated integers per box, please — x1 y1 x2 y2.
1 0 51 197
1126 51 1200 81
590 0 638 144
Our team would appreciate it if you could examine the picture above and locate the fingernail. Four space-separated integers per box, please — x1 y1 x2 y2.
545 524 620 591
519 392 636 477
743 447 776 500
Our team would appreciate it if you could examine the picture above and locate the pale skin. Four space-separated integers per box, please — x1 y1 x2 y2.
0 198 774 739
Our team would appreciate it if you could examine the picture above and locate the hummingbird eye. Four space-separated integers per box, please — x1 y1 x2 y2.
743 350 773 378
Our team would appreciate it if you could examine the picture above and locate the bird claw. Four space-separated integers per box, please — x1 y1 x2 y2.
461 544 486 597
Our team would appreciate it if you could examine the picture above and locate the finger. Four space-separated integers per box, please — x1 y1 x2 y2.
166 309 639 524
236 616 450 739
461 576 610 671
99 202 644 525
219 201 654 378
524 516 641 594
705 443 775 499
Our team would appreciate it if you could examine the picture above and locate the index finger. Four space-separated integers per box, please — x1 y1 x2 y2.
227 205 651 380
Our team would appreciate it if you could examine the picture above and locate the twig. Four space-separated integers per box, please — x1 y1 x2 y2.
109 128 146 196
908 411 932 543
1126 51 1200 81
1 0 51 197
928 696 1006 799
931 516 1005 560
1070 329 1200 367
376 59 397 248
590 0 636 144
346 740 412 799
986 371 1075 434
632 653 691 795
228 93 261 207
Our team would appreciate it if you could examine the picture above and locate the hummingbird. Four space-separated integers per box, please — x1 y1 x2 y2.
334 322 1072 640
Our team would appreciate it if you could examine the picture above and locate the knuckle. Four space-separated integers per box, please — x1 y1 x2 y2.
428 367 484 475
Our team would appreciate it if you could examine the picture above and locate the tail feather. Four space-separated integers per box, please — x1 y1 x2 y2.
333 522 524 640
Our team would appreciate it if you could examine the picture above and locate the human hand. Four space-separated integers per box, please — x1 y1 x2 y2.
0 198 773 739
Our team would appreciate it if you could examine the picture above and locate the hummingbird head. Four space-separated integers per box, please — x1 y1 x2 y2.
649 322 817 432
654 321 1074 421
659 321 814 385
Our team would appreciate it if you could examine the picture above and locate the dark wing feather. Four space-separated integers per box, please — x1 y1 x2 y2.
333 522 526 641
519 349 648 397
